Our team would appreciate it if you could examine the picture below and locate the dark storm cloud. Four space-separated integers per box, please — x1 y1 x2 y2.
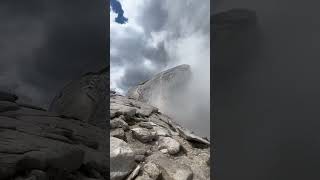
111 38 169 91
213 0 320 179
110 15 169 91
119 67 153 90
111 28 149 66
137 0 168 34
110 0 173 92
143 42 169 67
0 0 106 107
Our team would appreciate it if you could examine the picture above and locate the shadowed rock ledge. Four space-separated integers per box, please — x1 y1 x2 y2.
0 67 109 180
0 90 109 180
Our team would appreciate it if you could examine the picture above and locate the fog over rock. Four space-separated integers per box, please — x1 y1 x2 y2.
128 64 210 137
127 64 191 110
111 65 210 180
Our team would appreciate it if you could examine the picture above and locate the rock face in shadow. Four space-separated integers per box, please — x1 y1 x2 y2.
49 68 108 129
127 64 191 109
110 92 210 180
0 68 109 180
0 94 109 180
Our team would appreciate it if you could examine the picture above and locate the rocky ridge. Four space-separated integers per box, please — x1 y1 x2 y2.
127 64 191 109
110 91 210 180
49 67 108 128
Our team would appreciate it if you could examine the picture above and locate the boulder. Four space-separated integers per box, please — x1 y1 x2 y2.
153 126 171 137
131 128 156 143
147 153 193 180
110 118 129 130
110 137 136 180
142 162 160 179
158 137 181 155
111 128 126 140
127 65 192 110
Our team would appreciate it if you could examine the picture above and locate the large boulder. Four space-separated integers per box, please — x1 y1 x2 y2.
127 64 191 109
110 137 136 180
158 136 181 155
147 153 193 180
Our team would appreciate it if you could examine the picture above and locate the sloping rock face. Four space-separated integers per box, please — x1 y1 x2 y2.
110 92 210 180
0 91 109 180
127 64 191 109
49 68 108 128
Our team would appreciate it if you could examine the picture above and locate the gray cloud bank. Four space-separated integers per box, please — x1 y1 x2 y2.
0 0 106 108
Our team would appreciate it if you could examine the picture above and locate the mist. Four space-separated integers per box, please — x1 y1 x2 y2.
159 33 210 138
149 0 210 138
213 0 320 179
111 0 210 137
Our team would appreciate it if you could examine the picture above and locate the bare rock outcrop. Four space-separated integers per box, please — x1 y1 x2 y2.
110 92 210 180
0 68 110 180
0 93 109 180
127 64 191 109
49 68 108 128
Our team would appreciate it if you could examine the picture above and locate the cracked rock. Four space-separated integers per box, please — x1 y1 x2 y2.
158 137 181 155
131 128 156 143
110 137 136 180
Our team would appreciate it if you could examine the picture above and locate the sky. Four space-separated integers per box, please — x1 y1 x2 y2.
0 0 106 108
110 0 210 137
